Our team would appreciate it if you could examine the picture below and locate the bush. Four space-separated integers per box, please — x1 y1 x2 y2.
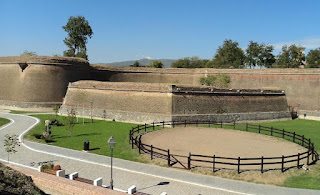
32 133 42 139
53 165 61 171
40 163 54 171
45 135 53 143
199 74 231 88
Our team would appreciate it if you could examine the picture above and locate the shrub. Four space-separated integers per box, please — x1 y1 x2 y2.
40 163 54 171
199 74 231 88
33 133 42 139
53 165 61 171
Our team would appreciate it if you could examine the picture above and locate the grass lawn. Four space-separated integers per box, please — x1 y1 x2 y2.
25 114 142 162
210 119 320 190
10 110 49 114
0 117 10 127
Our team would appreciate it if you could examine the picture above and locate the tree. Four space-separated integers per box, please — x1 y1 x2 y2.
4 134 20 163
199 74 231 88
245 41 262 68
209 39 245 68
20 50 37 56
274 45 305 68
64 108 76 137
62 16 93 60
259 44 275 68
149 60 164 68
52 105 60 118
171 57 208 68
132 61 140 67
306 48 320 68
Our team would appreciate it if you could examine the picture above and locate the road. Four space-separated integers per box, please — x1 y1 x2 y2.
0 111 318 195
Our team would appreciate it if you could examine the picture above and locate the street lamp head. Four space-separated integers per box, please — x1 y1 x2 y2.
108 136 116 149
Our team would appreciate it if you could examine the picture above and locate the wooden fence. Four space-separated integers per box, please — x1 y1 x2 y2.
129 121 319 173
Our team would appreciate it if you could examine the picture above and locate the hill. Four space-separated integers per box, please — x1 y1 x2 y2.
98 58 177 68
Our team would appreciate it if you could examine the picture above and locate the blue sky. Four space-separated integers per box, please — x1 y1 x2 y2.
1 0 320 63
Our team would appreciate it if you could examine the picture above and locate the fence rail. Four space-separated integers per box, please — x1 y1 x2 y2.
129 120 318 173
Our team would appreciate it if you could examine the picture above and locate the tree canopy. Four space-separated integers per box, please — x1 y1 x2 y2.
20 50 37 56
209 39 245 68
171 56 208 68
274 45 305 68
149 60 164 68
62 16 93 60
306 48 320 68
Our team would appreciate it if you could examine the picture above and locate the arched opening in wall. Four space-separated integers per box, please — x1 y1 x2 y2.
18 63 28 72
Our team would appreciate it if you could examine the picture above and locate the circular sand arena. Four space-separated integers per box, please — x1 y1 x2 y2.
141 127 308 170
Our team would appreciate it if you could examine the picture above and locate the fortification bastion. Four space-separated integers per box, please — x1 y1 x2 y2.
0 56 90 111
60 80 291 123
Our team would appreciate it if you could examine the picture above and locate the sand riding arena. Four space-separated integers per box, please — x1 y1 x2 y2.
129 121 318 173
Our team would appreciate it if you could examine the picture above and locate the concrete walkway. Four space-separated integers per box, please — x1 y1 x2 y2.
0 112 319 195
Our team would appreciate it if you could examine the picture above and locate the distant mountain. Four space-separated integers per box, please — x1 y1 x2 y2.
98 58 177 68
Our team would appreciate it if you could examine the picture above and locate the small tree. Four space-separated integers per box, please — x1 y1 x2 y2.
149 60 164 68
52 105 60 118
132 61 140 67
4 134 20 164
306 48 320 68
65 108 76 137
20 50 37 56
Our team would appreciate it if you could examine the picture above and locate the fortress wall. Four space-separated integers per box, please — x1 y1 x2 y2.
97 67 320 113
0 57 90 109
172 95 289 115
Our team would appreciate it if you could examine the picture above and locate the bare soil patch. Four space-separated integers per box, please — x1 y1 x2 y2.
142 127 308 170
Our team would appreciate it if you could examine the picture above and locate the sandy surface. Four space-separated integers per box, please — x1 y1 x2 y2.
142 127 308 170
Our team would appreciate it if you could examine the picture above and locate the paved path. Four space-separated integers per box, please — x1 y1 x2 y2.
0 112 319 195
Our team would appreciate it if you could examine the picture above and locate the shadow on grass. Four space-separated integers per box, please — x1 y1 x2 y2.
51 132 101 139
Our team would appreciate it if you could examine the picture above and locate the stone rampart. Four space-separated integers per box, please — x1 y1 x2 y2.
61 81 290 123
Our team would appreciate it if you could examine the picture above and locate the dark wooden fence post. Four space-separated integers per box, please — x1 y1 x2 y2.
293 132 296 142
213 155 216 172
208 120 211 127
282 129 285 138
144 123 147 133
173 121 175 128
233 121 236 129
246 123 248 131
259 125 261 134
167 149 170 167
152 122 155 131
261 156 264 173
302 135 304 147
188 152 191 170
162 121 165 129
307 148 310 165
184 120 186 127
297 153 300 168
220 121 223 128
281 155 284 172
237 157 240 174
271 127 273 136
137 125 140 133
131 135 134 149
151 145 153 160
138 136 142 154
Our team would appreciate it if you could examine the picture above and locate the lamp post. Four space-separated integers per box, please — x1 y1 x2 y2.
90 99 94 123
107 136 116 190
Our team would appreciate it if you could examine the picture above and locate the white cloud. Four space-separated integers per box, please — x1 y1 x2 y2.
272 37 320 51
135 55 153 60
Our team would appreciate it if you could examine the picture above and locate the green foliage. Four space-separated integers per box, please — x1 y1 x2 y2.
149 60 164 68
20 50 37 56
0 117 10 127
245 41 261 68
40 163 54 171
199 74 231 88
64 108 76 137
171 57 209 68
209 39 245 68
306 48 320 68
62 15 93 60
132 60 140 67
52 105 60 118
4 134 20 163
274 45 305 68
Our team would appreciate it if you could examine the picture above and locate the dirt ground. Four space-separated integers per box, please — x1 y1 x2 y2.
141 127 308 170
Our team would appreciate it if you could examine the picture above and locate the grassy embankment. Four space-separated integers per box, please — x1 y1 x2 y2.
0 117 10 127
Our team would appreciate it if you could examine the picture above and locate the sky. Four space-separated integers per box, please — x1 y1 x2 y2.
1 0 320 63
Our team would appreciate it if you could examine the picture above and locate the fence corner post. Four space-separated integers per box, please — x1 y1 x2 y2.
297 153 300 169
151 145 153 160
281 155 284 172
213 155 216 173
167 149 170 167
188 152 191 170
